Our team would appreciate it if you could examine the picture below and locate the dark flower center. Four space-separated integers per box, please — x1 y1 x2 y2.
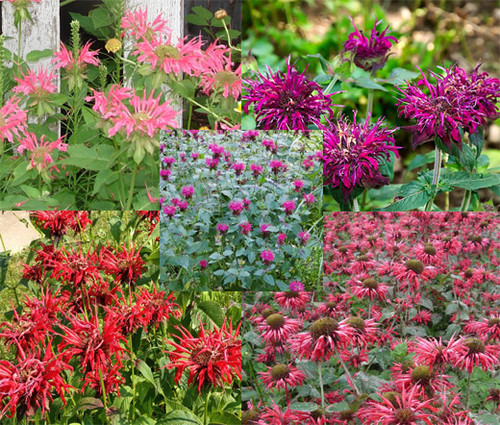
382 391 400 407
480 221 488 228
261 308 276 319
362 278 378 289
464 268 475 278
191 348 212 366
266 313 285 329
325 301 336 309
405 259 424 274
400 360 415 373
155 45 180 60
470 235 482 243
348 316 365 331
423 243 436 255
395 408 416 423
310 317 338 340
357 255 369 262
488 317 500 326
465 338 485 353
338 246 348 253
411 365 432 384
270 364 290 380
283 291 300 299
242 410 260 425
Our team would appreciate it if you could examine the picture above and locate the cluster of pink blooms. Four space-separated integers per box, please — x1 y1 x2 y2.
240 212 499 424
122 7 241 101
160 131 322 288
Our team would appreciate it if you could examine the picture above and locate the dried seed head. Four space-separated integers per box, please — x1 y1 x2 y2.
310 317 338 340
270 364 290 380
405 259 424 274
465 338 485 353
266 313 285 329
411 365 432 384
423 243 436 255
362 278 378 289
348 316 366 331
261 308 276 318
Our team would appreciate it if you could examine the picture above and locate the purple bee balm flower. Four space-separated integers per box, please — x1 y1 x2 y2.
344 18 398 74
181 185 194 199
217 223 229 234
260 250 275 265
199 260 208 269
282 200 296 215
323 114 400 201
289 281 304 291
397 64 500 150
229 201 244 215
243 57 340 130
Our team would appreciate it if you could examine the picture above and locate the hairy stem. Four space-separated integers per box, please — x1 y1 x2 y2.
318 362 325 412
126 162 139 211
460 190 472 212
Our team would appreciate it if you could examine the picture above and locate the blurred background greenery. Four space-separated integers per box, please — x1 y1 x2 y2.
243 0 500 209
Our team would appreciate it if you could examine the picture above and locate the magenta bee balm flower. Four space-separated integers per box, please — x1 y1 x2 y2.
344 18 398 74
243 57 339 130
397 64 500 150
260 250 275 265
323 114 399 201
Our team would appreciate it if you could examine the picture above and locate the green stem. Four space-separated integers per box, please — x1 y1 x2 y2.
425 148 442 211
465 371 472 409
187 102 193 130
128 335 136 422
353 198 360 212
366 89 374 122
184 96 233 127
460 190 472 212
318 362 325 413
17 20 22 68
0 230 7 252
335 347 360 395
126 162 139 211
204 389 211 425
99 369 110 424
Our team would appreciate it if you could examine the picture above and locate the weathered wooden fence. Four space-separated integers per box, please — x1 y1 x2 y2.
1 0 183 68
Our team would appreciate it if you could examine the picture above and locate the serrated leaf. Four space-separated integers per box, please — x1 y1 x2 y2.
384 67 419 85
444 172 500 191
326 401 349 412
157 410 202 425
405 152 435 175
382 181 431 211
136 359 155 387
197 300 224 327
209 413 241 425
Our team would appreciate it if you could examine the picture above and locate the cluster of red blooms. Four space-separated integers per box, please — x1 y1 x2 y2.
0 211 182 421
242 212 499 424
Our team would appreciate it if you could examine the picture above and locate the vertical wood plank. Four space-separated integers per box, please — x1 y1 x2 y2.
125 0 183 41
2 0 59 69
125 0 184 125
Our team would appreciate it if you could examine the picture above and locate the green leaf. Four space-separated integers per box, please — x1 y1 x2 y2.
136 359 156 388
469 127 484 158
326 401 349 412
405 152 434 175
444 172 500 191
209 252 224 261
289 402 319 412
263 274 274 287
157 410 202 425
61 145 111 171
93 169 118 195
382 181 431 211
77 397 104 411
90 7 113 29
384 67 419 86
171 256 190 270
191 6 213 20
185 14 209 26
351 68 387 91
26 49 53 62
197 300 224 327
209 413 241 425
20 185 40 199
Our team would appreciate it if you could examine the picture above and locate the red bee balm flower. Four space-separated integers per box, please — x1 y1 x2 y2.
100 243 146 285
259 363 306 392
166 321 241 392
0 343 72 420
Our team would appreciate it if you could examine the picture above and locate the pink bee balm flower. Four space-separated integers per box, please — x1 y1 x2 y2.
250 164 263 176
269 160 285 174
302 158 314 169
257 313 301 344
232 162 245 175
259 363 306 392
243 198 251 209
451 337 500 374
133 33 203 76
163 205 176 218
229 201 244 216
260 250 275 265
177 201 188 211
240 222 252 235
199 260 207 269
289 281 305 291
0 97 27 143
13 67 57 96
293 180 304 191
298 231 310 245
108 90 179 139
181 186 194 199
121 7 170 41
162 156 175 167
53 41 100 70
198 42 241 101
86 84 133 119
160 169 171 180
260 224 270 237
277 233 287 245
282 201 296 215
17 133 68 173
303 193 315 205
262 139 277 152
217 224 229 234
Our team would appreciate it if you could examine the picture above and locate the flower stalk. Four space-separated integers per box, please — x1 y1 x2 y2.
425 147 442 211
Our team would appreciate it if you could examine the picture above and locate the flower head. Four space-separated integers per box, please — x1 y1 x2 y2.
259 363 306 392
0 97 28 143
323 114 399 201
260 250 275 265
344 18 398 73
13 67 57 97
243 57 339 130
166 320 241 392
17 133 68 174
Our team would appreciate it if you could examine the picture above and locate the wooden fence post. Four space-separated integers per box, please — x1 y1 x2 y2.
1 0 59 69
